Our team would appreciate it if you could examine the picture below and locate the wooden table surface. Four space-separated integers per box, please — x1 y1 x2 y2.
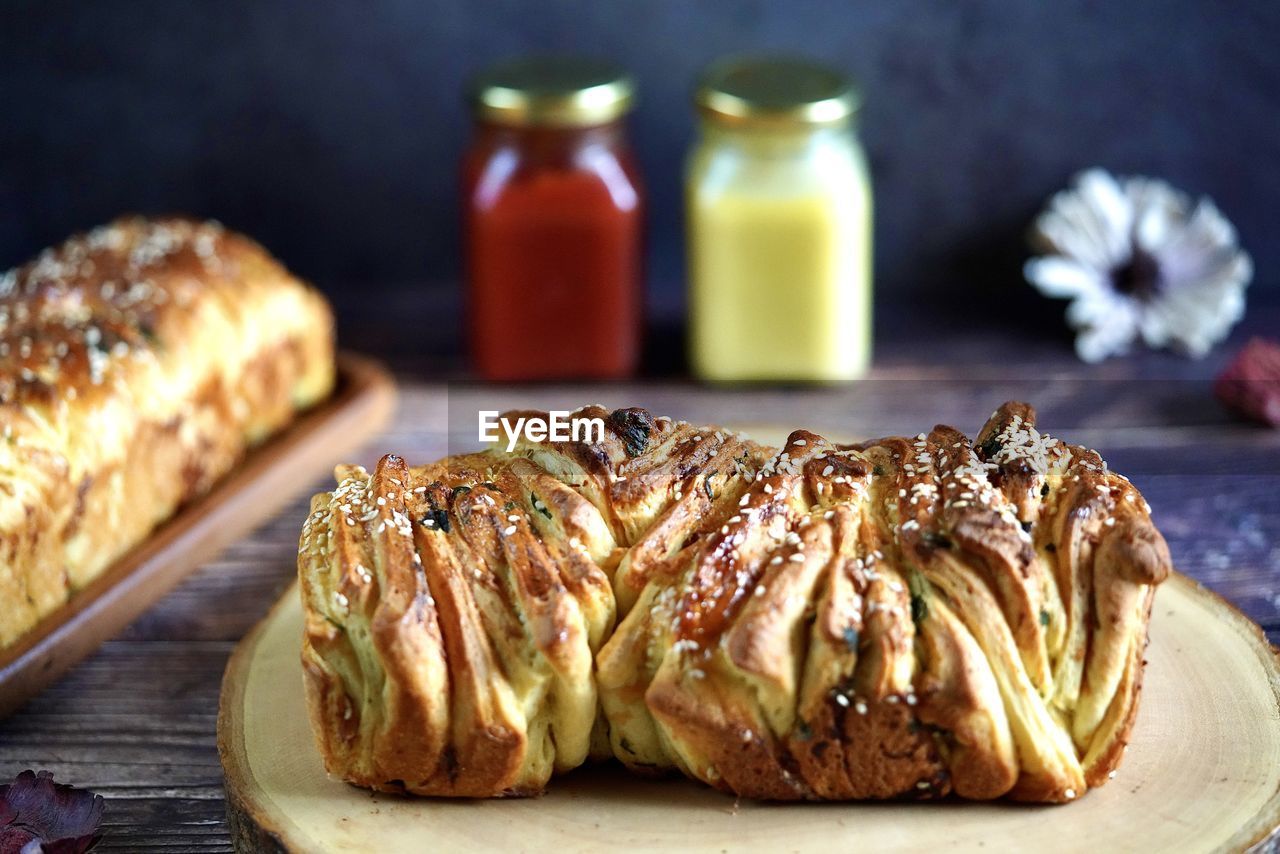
2 318 1278 851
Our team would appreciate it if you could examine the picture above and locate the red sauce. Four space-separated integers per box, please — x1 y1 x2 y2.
463 121 644 380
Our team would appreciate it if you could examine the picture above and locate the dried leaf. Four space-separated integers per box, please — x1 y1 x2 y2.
1215 337 1280 427
0 771 104 854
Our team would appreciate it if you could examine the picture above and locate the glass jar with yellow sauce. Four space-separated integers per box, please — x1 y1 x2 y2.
687 56 872 382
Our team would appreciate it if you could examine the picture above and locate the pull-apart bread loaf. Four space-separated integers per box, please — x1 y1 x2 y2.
299 402 1170 802
1 217 334 648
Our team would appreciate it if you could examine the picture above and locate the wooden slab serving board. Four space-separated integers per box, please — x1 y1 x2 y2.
219 572 1280 853
0 352 396 718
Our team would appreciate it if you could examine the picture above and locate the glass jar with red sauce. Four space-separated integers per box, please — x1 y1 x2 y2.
463 57 645 380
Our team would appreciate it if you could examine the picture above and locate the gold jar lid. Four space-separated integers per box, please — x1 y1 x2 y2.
695 56 860 127
471 56 635 127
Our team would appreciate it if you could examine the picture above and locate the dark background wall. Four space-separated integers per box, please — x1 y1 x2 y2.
2 0 1277 353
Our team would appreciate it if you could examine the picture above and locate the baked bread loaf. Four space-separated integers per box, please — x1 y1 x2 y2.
1 217 334 648
298 402 1170 802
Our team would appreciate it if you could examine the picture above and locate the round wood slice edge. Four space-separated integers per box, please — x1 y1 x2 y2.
218 573 1280 853
218 589 294 854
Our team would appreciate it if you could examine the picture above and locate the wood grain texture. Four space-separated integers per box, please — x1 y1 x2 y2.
220 575 1280 853
0 353 397 719
1 351 1277 850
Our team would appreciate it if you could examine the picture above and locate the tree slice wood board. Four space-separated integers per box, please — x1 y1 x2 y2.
0 352 396 718
219 573 1280 853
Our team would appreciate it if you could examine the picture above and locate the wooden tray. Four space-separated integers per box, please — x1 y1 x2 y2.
219 573 1280 853
0 352 396 718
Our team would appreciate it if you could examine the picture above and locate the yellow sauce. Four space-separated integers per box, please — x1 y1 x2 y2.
688 126 873 382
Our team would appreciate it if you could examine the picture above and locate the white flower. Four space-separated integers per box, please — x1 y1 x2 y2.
1024 169 1252 363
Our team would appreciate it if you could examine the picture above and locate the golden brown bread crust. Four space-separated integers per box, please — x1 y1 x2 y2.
299 403 1170 802
1 217 334 648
